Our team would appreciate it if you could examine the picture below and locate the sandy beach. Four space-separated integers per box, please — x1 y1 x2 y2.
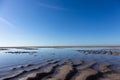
0 47 120 80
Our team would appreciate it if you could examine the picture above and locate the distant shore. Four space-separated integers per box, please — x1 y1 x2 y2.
0 46 120 48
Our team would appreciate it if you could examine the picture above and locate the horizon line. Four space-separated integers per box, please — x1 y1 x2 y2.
0 45 120 48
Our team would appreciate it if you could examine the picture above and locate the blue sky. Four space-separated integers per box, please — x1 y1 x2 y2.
0 0 120 46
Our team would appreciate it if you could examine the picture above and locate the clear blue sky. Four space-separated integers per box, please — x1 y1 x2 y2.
0 0 120 46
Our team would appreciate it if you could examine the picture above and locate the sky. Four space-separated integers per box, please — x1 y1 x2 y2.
0 0 120 46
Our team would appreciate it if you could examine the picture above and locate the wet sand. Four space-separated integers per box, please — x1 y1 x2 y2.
1 59 120 80
0 47 120 80
77 49 120 55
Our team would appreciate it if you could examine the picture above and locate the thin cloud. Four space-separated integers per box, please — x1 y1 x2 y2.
0 17 15 28
39 3 68 11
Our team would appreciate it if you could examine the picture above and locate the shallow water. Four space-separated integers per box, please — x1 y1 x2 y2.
0 48 120 79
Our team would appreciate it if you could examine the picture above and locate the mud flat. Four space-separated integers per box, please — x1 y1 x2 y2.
6 51 37 54
0 48 120 80
77 49 120 55
1 59 120 80
0 48 8 51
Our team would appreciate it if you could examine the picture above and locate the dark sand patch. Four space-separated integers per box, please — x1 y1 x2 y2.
0 48 8 51
77 49 120 56
6 51 37 54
